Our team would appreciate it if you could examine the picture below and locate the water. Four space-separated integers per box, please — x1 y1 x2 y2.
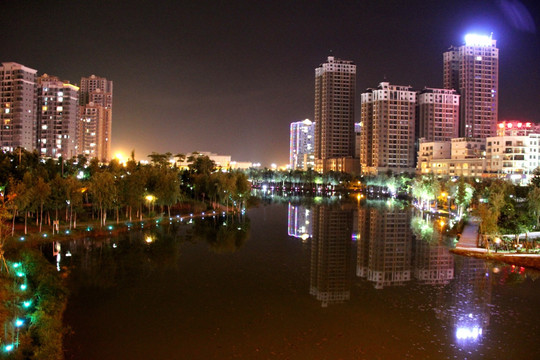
61 202 540 359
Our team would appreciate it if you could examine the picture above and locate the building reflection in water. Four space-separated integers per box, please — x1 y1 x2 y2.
357 204 413 289
309 204 355 307
414 238 454 285
287 203 312 241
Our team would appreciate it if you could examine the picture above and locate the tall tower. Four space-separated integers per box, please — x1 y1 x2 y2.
37 74 79 158
314 56 356 173
417 87 460 142
444 34 499 138
360 82 417 175
78 75 113 162
289 119 315 170
0 62 37 152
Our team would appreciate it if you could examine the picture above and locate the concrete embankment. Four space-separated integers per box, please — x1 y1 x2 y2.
452 221 540 270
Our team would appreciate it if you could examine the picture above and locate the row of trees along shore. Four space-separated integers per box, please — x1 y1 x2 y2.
0 150 251 240
407 171 540 251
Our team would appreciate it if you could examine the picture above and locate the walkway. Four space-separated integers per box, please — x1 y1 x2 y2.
457 222 479 248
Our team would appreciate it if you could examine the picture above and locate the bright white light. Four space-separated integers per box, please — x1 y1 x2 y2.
464 34 493 47
456 326 483 340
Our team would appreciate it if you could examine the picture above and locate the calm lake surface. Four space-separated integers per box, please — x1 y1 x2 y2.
61 201 540 359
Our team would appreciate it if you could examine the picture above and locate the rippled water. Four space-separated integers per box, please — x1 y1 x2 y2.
61 201 540 359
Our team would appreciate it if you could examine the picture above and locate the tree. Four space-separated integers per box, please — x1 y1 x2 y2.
89 171 116 227
155 169 182 217
453 179 474 218
32 176 51 232
477 203 498 250
9 177 31 235
527 185 540 229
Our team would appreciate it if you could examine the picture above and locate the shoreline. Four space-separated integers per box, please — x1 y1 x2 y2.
451 247 540 271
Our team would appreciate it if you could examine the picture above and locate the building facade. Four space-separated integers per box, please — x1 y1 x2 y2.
0 62 37 152
444 34 499 138
417 87 460 142
37 74 79 158
78 75 113 162
314 56 357 173
289 119 315 170
486 121 540 183
360 82 417 175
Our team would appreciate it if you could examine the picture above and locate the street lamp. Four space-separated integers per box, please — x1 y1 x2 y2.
145 195 156 215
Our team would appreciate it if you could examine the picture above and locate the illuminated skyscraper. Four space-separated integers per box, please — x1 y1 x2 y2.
444 34 499 138
417 88 460 142
360 82 417 175
0 62 37 152
78 75 113 161
314 56 357 173
37 74 79 158
289 119 315 170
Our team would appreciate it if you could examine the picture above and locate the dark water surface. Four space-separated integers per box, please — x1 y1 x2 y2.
62 202 540 359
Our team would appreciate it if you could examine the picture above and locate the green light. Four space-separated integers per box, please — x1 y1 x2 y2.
23 300 32 308
20 284 27 291
108 225 113 230
4 344 14 352
16 271 25 277
12 262 21 268
15 319 24 327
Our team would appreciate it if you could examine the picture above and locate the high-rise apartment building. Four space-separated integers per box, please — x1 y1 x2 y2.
37 74 79 158
289 119 315 170
314 56 357 173
0 62 37 152
78 75 113 162
444 34 499 138
360 82 417 175
417 88 460 142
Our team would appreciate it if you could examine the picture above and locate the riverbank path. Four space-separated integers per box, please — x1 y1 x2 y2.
457 222 479 248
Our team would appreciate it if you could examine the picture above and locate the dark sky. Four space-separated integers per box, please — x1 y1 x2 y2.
2 0 539 166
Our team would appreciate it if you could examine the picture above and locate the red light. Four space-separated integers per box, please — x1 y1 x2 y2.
526 122 532 128
517 122 522 128
498 123 504 129
507 123 513 128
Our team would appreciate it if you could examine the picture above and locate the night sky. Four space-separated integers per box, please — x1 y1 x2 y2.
2 0 539 166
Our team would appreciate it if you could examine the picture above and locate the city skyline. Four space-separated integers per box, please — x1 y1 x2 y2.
1 0 538 166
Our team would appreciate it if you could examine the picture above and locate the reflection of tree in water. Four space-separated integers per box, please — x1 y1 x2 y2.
66 226 184 291
411 215 434 242
191 215 251 253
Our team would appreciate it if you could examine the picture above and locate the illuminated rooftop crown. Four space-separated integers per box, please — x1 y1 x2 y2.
464 33 495 47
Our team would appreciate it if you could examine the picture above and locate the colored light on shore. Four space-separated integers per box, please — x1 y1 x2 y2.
23 301 32 308
20 284 27 290
16 271 25 277
15 319 24 327
108 225 113 230
145 236 154 243
12 262 21 268
4 344 14 352
19 236 25 241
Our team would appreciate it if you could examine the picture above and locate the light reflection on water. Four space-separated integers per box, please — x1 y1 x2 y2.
59 202 540 359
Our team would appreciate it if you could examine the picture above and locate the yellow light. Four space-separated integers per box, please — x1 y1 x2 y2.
115 152 127 164
440 220 445 227
441 192 447 198
145 236 153 243
145 195 155 201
